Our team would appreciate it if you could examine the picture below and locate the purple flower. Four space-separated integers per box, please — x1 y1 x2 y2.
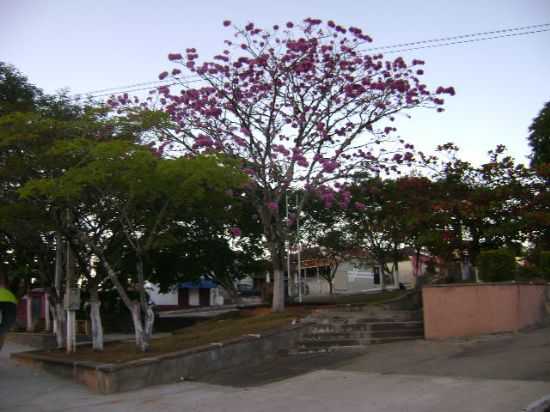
168 53 182 61
286 21 294 28
158 71 169 80
223 20 231 27
267 201 279 211
230 227 241 237
354 202 366 210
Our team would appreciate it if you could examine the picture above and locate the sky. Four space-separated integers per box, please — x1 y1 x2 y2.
1 0 549 165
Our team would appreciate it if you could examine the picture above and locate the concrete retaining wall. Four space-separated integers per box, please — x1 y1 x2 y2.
12 323 311 394
422 283 548 339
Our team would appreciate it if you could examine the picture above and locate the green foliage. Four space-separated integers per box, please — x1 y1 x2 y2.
478 249 517 282
528 101 550 169
539 251 550 280
0 62 42 115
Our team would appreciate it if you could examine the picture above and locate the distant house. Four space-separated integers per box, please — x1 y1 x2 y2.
290 248 434 295
15 288 49 331
146 279 225 310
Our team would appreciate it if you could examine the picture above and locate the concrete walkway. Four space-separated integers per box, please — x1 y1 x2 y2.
2 328 550 412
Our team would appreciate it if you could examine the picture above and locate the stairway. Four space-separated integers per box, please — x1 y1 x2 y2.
294 301 424 354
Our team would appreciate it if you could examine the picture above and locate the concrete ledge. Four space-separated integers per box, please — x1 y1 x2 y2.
423 281 549 288
12 323 312 394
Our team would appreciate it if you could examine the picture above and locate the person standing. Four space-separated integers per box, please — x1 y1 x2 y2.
0 268 17 350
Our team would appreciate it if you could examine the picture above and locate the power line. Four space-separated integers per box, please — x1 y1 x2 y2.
364 22 550 51
74 76 199 98
82 78 204 99
374 27 550 54
76 22 550 99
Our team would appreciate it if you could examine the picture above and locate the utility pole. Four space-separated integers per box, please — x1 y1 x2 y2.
286 192 292 298
296 192 302 304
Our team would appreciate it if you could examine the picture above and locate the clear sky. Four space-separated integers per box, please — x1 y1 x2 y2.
1 0 549 165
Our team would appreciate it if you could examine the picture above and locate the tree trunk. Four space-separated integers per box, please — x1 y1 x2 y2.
379 261 386 291
269 242 286 312
54 303 66 348
54 232 65 348
89 285 104 351
329 280 334 295
144 305 155 342
272 267 285 312
393 261 400 289
65 238 76 353
130 302 154 352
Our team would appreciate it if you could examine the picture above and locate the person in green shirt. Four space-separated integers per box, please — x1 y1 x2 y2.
0 267 17 350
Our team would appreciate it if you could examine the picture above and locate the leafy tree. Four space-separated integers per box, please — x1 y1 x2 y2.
528 101 550 169
429 144 534 276
301 193 353 294
0 62 42 115
478 249 516 282
21 140 245 351
133 18 454 311
345 177 410 289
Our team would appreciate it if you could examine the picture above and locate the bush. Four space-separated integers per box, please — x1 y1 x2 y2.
539 251 550 280
478 249 517 282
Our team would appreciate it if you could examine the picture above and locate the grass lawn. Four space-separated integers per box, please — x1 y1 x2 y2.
41 306 311 363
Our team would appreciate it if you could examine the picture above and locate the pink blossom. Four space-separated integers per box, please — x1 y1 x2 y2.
229 227 241 237
267 201 279 211
223 20 231 27
286 21 294 28
168 53 183 61
158 71 169 80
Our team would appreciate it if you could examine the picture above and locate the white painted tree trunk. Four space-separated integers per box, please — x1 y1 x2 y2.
272 267 285 312
130 303 155 352
90 301 104 351
25 296 32 332
379 262 386 291
54 303 65 348
54 232 65 348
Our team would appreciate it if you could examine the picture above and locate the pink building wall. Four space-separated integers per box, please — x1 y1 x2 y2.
423 283 548 339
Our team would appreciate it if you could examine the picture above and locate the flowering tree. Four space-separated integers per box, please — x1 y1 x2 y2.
145 18 453 311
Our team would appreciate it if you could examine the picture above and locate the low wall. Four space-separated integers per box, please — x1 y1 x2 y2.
422 283 548 340
12 323 311 394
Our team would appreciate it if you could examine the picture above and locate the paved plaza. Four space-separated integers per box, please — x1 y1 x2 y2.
2 327 550 412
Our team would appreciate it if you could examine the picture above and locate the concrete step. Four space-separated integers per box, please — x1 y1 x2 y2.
298 338 362 348
313 310 423 323
289 345 365 355
369 321 424 331
368 336 424 344
369 329 424 339
303 332 368 340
